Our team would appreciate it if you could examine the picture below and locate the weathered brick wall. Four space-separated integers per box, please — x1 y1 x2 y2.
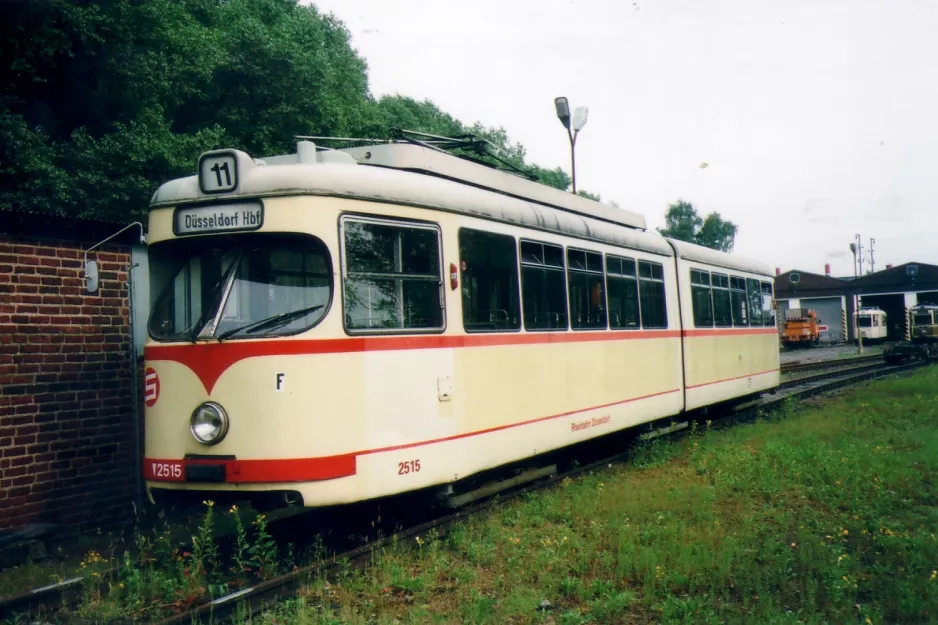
0 234 139 535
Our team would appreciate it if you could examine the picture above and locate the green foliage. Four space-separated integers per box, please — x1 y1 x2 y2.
659 199 739 251
528 165 571 191
0 0 597 222
576 189 601 201
46 501 295 621
696 211 739 252
658 200 702 243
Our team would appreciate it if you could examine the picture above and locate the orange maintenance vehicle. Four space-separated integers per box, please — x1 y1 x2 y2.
782 308 821 348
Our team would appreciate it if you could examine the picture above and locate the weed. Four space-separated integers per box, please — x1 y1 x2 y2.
229 505 250 582
631 434 677 468
249 512 279 578
190 500 220 586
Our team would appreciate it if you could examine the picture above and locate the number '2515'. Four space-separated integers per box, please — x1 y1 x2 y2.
398 460 420 475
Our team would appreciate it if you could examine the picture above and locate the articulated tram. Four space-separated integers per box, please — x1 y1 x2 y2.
142 137 779 510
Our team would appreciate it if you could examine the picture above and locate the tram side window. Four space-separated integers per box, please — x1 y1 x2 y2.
568 249 606 330
690 269 714 327
746 278 764 326
458 229 521 332
730 276 748 326
638 260 668 328
761 281 775 327
520 240 568 331
711 273 732 327
606 255 640 329
343 219 443 331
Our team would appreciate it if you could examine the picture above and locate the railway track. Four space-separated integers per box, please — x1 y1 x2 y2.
779 353 881 375
1 358 925 625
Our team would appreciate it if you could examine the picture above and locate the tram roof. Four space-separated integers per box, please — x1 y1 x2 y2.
667 238 774 278
150 141 771 274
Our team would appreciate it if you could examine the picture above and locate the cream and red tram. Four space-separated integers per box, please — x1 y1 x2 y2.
143 139 780 509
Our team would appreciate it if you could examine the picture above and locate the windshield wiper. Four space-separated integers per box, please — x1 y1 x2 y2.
216 305 325 341
188 252 243 343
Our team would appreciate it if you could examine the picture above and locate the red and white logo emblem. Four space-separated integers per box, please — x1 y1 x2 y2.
144 367 160 407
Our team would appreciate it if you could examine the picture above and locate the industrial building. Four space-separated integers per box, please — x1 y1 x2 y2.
775 262 938 343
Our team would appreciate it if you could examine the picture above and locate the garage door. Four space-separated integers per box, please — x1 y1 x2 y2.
801 297 844 343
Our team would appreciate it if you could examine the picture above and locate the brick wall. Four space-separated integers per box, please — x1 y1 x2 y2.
0 233 140 535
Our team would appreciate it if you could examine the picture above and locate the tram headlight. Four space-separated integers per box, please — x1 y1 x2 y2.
190 402 229 445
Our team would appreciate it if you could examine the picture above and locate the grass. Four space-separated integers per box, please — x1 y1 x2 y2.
0 503 298 623
241 367 938 624
5 367 937 623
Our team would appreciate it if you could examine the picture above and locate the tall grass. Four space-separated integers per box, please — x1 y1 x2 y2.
250 368 938 624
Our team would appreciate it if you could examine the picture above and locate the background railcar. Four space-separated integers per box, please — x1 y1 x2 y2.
142 139 779 512
853 307 888 343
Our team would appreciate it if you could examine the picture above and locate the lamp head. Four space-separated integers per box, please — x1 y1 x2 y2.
572 106 588 132
554 97 571 129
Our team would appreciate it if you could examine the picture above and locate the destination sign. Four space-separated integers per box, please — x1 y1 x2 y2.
174 202 263 235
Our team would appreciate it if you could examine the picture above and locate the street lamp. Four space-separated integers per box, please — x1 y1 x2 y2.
554 96 588 194
850 241 863 354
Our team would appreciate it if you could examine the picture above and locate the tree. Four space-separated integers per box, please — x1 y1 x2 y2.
695 211 738 252
658 200 737 252
0 0 609 221
658 201 701 243
0 0 372 221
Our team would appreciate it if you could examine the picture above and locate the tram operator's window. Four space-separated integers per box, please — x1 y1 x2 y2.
730 276 748 326
711 273 733 327
606 255 640 329
217 242 331 337
746 279 764 326
568 249 606 330
761 281 775 327
343 219 443 331
148 234 332 341
520 240 568 331
690 269 714 327
638 260 668 328
459 229 521 332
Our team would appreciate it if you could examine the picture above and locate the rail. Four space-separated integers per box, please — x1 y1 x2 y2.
779 354 881 375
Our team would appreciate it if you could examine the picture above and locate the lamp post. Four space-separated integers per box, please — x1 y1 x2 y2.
554 97 588 194
850 242 863 354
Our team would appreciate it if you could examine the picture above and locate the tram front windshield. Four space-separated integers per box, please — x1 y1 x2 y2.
857 316 873 327
148 234 331 341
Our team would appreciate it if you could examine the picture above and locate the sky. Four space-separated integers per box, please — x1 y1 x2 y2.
308 0 938 277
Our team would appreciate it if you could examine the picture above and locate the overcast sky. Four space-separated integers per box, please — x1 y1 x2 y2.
309 0 938 277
